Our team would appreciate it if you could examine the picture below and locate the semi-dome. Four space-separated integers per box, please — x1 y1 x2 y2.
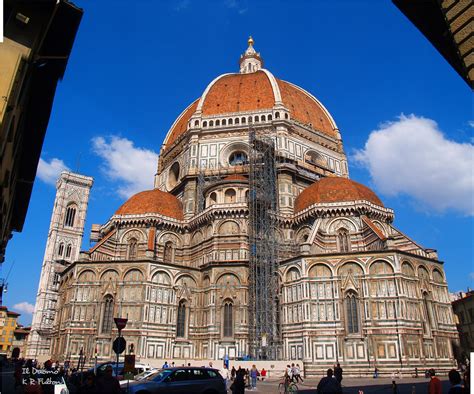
295 177 384 213
162 39 338 150
115 189 183 220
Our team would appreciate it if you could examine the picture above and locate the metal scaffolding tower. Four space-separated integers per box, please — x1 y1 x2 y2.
248 124 281 360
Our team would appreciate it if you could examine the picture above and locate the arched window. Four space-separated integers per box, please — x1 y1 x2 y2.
222 119 227 126
209 120 214 127
194 120 199 127
128 238 138 259
229 118 233 125
241 117 246 124
58 243 64 257
64 205 76 227
261 115 266 122
224 189 236 203
65 244 72 259
254 115 259 122
216 119 220 126
337 229 350 252
203 121 208 127
275 112 280 119
101 295 114 334
209 192 217 206
223 302 233 337
284 113 289 119
235 118 240 124
422 292 433 335
163 241 174 264
268 114 272 121
176 301 187 338
345 291 359 334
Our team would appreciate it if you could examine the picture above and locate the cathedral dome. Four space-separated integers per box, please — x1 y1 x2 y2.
295 177 384 213
115 189 184 220
162 39 338 150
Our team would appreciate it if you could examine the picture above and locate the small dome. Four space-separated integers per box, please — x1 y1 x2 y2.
115 189 183 220
295 177 384 213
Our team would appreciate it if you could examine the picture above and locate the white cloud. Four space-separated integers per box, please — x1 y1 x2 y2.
92 136 158 198
174 0 190 11
225 0 247 13
37 158 69 185
468 120 474 128
13 302 35 314
354 114 474 216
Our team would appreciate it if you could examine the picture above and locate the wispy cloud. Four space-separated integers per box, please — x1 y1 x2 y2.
174 0 190 11
225 0 248 14
37 158 69 185
91 135 158 199
353 114 474 216
13 302 35 314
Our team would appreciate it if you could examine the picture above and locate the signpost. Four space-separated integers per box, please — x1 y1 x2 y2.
113 317 128 378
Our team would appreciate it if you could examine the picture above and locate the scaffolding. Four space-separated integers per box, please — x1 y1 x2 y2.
248 124 281 360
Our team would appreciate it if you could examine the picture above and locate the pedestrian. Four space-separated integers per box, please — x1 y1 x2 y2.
294 364 304 383
291 363 297 382
97 365 121 394
260 367 267 381
463 368 470 393
427 369 442 394
415 367 418 378
230 368 245 394
373 367 378 378
334 363 343 384
209 361 213 368
448 369 465 394
162 361 169 368
245 368 250 388
171 361 175 367
231 366 236 381
188 363 191 367
317 368 342 394
286 364 293 382
220 364 230 390
250 364 258 389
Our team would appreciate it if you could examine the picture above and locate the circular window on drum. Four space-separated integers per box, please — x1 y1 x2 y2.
229 151 248 166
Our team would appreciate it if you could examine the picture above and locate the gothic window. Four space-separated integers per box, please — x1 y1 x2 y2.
229 118 233 125
337 229 350 253
422 292 433 335
222 119 226 126
275 112 280 119
64 205 77 227
176 301 187 338
65 244 72 259
203 121 208 127
58 243 64 257
223 301 233 337
261 115 266 121
128 238 138 260
241 117 246 124
268 114 272 121
163 241 174 264
215 119 220 126
235 118 240 124
101 295 114 334
345 291 359 334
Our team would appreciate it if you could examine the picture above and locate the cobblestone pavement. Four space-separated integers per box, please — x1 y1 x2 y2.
238 376 452 393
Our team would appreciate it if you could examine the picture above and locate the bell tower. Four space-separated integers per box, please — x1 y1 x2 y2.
27 171 93 359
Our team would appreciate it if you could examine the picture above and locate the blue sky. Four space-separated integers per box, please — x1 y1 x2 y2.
2 0 472 325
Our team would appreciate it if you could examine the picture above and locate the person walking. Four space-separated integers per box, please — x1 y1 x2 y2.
294 364 304 383
250 365 258 390
334 363 343 385
162 361 169 368
260 367 267 381
428 369 442 394
448 369 465 394
317 369 342 394
231 366 236 381
230 368 245 394
220 364 230 391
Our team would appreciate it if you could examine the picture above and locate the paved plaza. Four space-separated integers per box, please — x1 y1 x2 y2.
239 376 452 394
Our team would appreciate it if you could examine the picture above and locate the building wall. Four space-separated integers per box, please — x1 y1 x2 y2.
0 308 20 354
452 292 474 361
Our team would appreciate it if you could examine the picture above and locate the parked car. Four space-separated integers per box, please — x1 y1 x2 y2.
124 367 226 394
120 368 159 387
70 361 152 386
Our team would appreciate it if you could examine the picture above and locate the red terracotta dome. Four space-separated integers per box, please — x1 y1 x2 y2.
115 189 183 220
295 177 384 213
163 71 338 149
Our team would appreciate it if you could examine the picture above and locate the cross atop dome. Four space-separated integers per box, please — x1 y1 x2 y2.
239 36 263 74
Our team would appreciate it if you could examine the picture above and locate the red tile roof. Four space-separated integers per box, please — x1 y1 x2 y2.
115 189 184 220
295 177 384 213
